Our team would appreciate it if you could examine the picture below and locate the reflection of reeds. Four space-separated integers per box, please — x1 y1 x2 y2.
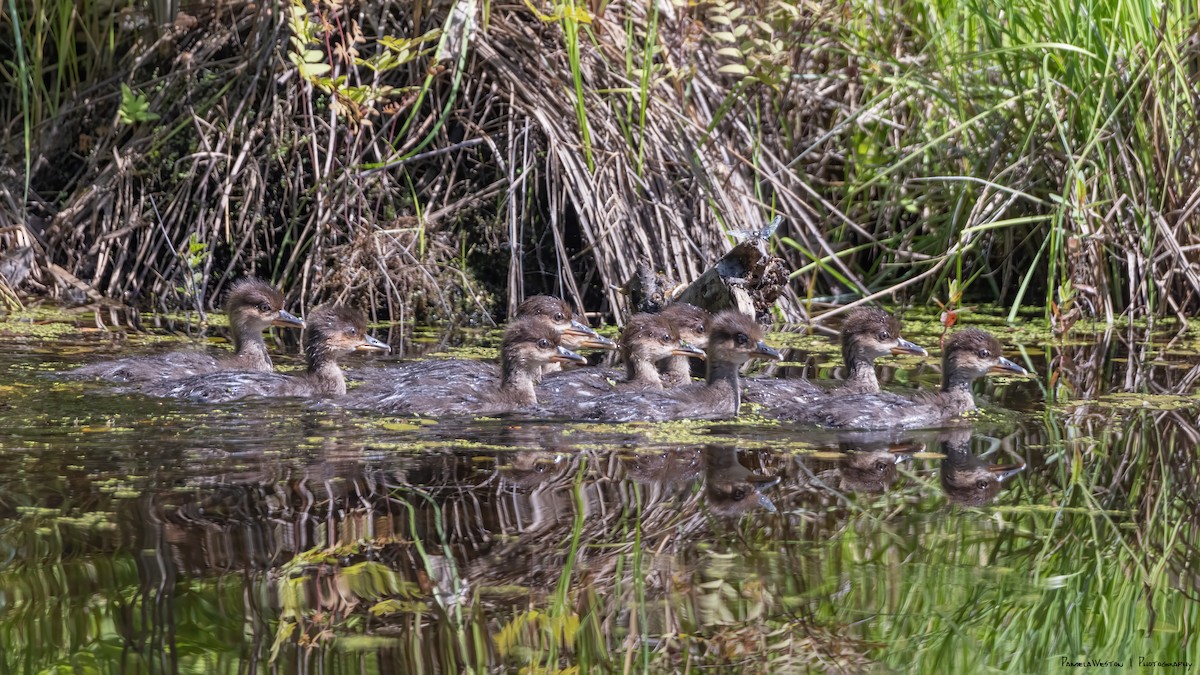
210 420 1200 670
4 406 1197 670
913 411 1196 671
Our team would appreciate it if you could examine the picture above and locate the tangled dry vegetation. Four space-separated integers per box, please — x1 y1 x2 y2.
2 0 1200 325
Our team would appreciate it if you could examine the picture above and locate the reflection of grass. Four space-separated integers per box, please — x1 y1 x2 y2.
827 411 1199 671
251 408 1198 671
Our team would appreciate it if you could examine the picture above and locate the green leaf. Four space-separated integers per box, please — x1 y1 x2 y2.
298 62 332 77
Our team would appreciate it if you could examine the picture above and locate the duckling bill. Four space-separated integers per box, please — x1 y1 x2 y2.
538 312 706 400
656 302 710 386
349 294 614 389
746 307 927 411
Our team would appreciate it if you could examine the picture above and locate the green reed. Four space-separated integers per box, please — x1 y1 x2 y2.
821 0 1198 318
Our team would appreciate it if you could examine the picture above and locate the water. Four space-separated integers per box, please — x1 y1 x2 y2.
1 306 1197 673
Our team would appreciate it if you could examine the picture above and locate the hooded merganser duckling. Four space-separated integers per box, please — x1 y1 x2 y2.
517 295 615 358
68 278 304 382
354 316 587 416
141 304 387 401
538 312 705 399
745 308 927 408
940 430 1025 505
656 302 710 386
351 295 613 387
778 328 1027 430
546 311 782 422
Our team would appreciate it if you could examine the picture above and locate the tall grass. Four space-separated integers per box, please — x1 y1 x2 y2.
806 0 1200 321
2 0 1198 322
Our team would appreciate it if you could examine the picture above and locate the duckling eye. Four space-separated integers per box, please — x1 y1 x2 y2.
735 333 749 346
875 461 889 472
976 479 990 490
732 488 746 500
554 312 565 321
978 349 991 359
661 334 672 343
878 331 891 341
537 338 551 349
258 303 272 313
347 327 358 337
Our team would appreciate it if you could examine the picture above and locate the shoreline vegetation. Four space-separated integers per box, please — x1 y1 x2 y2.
2 0 1198 327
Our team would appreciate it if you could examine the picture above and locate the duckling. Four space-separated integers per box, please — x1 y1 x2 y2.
140 304 387 401
656 302 710 386
518 295 615 373
745 308 927 409
352 316 587 416
545 311 782 422
777 329 1027 430
351 295 613 387
537 312 705 400
67 278 304 382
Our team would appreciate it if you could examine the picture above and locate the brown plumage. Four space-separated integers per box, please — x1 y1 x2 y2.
656 302 710 386
66 278 304 382
538 312 705 400
776 328 1026 430
543 311 782 422
515 295 612 351
140 304 387 401
746 307 927 409
351 316 587 416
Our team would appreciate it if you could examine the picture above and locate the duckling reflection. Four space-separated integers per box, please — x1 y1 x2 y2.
745 307 926 409
497 450 571 490
159 451 396 575
940 430 1025 506
618 447 704 489
807 437 923 494
67 278 304 382
703 446 780 517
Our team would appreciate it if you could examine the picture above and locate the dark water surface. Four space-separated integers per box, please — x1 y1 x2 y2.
1 306 1197 673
